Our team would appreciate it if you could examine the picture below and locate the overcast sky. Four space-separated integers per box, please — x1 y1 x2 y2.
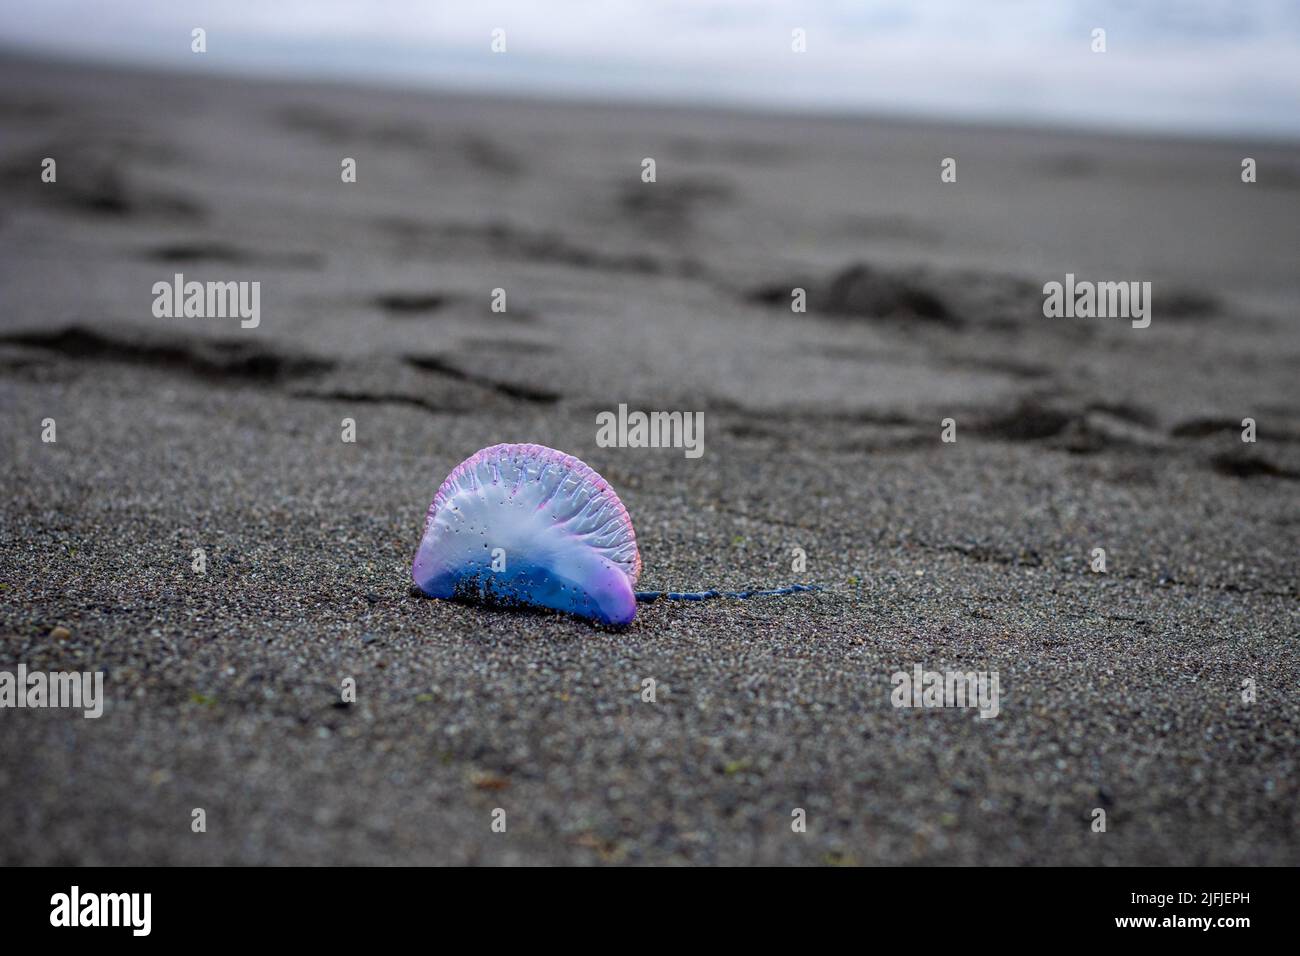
3 0 1298 137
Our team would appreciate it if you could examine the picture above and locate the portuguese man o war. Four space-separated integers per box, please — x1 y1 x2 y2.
410 443 819 626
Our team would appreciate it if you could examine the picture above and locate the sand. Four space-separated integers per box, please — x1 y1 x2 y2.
0 51 1297 865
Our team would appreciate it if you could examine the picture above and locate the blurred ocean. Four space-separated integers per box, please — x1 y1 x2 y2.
2 0 1298 137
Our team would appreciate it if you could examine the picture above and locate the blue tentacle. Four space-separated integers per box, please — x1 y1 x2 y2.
635 584 820 603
